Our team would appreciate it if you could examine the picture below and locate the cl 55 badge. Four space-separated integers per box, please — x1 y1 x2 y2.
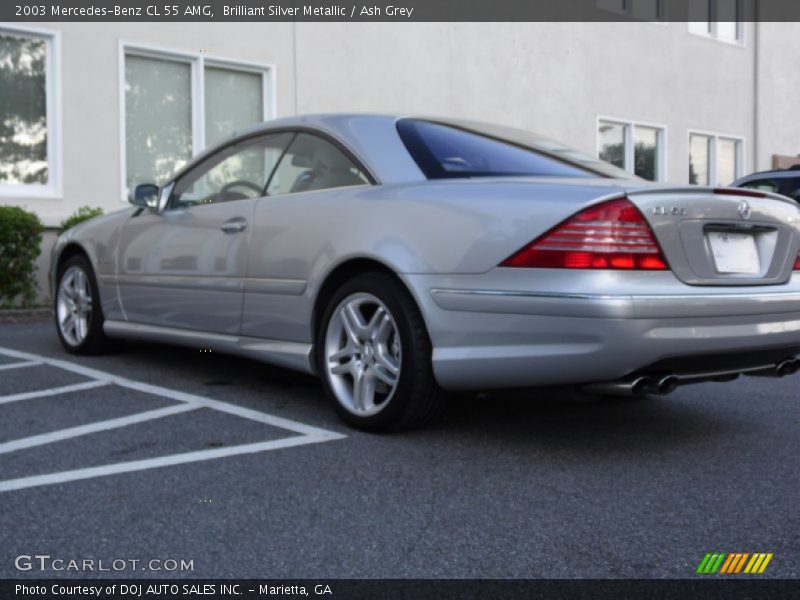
652 206 687 216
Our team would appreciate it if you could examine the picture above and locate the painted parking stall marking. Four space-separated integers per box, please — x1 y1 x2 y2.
0 346 346 493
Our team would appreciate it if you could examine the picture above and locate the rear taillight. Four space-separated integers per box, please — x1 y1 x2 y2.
794 254 800 270
501 197 669 270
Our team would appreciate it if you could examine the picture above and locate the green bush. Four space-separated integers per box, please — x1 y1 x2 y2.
60 205 103 232
0 206 44 308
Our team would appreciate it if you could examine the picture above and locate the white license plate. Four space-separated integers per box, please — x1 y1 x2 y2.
707 232 760 274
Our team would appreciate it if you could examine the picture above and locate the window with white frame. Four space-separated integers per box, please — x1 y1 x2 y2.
688 132 743 186
0 26 60 197
122 45 273 201
597 119 665 182
689 0 743 43
596 0 665 21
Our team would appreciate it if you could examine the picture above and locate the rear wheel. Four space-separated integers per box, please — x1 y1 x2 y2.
55 255 115 354
317 272 445 432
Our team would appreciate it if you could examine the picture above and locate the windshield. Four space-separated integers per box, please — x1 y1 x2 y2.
397 118 635 180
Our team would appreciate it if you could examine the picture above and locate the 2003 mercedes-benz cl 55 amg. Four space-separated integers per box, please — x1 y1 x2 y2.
52 114 800 431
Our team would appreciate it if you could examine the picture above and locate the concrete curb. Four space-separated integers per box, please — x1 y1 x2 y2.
0 308 53 324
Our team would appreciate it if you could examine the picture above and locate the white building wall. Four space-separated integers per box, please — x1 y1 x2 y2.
2 21 799 300
754 22 800 170
294 22 756 183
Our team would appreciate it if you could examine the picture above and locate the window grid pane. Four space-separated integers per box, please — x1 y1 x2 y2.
0 33 48 185
717 138 738 186
689 134 711 185
598 121 626 170
204 66 263 148
633 125 659 181
125 54 193 198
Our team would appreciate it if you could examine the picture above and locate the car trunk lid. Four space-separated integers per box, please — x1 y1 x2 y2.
624 186 800 286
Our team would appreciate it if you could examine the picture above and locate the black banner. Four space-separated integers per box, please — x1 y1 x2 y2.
4 0 800 22
4 579 800 600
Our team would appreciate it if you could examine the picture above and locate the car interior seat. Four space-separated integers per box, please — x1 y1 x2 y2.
290 144 364 193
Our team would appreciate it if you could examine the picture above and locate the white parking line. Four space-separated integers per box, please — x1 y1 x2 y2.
0 346 347 493
0 403 198 455
0 361 42 372
0 380 111 406
0 436 323 493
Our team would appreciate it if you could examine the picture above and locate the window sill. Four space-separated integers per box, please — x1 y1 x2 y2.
688 31 746 47
0 185 63 201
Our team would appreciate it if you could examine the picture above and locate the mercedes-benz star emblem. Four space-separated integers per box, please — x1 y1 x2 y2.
738 200 751 220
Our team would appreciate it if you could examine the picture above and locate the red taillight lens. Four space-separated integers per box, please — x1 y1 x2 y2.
794 254 800 270
501 197 669 270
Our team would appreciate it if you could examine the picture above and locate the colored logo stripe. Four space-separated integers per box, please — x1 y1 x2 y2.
697 553 726 574
697 553 773 574
744 553 773 574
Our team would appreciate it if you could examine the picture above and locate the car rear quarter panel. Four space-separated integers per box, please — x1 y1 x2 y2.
241 179 626 343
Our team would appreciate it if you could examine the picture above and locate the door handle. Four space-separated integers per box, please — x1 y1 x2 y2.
220 218 247 234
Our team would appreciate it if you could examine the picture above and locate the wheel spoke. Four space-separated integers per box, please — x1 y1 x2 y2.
354 369 377 412
76 316 87 341
329 359 354 375
74 270 87 300
367 307 386 339
329 346 355 362
61 314 76 334
370 364 397 387
375 347 400 377
341 303 366 344
375 314 395 345
61 274 76 300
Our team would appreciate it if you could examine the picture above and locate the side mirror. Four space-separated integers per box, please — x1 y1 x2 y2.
132 183 159 209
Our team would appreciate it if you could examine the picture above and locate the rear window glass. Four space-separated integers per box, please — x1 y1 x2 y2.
397 119 600 180
781 177 800 201
740 178 782 193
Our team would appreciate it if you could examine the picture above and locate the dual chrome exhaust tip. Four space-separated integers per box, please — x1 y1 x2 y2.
580 358 800 398
581 374 679 398
751 358 800 378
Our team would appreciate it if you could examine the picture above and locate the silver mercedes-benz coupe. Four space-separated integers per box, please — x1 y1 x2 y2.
51 114 800 430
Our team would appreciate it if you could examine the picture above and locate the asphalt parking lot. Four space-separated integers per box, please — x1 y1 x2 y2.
1 320 798 579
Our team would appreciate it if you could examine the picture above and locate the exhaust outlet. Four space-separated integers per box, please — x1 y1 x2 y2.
653 375 679 395
777 359 799 377
580 376 652 397
747 359 800 378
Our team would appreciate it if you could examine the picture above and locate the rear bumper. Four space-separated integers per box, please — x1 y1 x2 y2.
404 270 800 391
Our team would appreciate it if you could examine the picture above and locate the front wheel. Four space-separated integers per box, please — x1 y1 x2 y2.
317 272 445 432
55 255 115 354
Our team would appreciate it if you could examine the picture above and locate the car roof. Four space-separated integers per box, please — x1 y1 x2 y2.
175 113 633 185
735 168 800 182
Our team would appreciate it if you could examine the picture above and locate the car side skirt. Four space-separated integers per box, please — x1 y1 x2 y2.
103 321 315 375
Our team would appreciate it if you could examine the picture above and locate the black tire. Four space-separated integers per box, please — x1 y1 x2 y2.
316 272 446 432
54 255 117 355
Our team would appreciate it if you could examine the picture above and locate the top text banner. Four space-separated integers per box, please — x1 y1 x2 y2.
4 0 800 22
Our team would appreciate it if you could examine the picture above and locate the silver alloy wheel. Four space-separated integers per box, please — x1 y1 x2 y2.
324 292 402 416
56 265 93 347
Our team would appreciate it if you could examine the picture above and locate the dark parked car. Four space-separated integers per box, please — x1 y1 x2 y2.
732 166 800 203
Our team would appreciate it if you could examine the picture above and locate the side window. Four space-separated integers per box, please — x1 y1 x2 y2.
171 133 292 208
740 178 781 193
780 178 800 202
266 133 370 196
